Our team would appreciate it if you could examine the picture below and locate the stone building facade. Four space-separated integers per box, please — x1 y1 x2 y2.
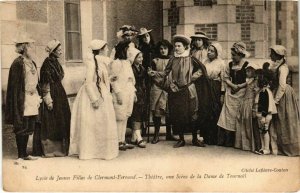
1 0 298 108
1 0 162 107
163 0 298 95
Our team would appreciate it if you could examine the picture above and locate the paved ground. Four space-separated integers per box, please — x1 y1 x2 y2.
2 124 300 192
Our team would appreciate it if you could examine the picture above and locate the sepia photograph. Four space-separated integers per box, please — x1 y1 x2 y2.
1 0 299 192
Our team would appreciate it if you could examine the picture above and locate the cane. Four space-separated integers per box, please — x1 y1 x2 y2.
146 52 153 143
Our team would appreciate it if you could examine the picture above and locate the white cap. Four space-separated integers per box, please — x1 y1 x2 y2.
127 47 141 63
89 39 107 50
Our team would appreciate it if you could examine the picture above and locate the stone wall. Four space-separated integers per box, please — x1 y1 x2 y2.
1 0 162 104
163 0 270 59
106 0 163 49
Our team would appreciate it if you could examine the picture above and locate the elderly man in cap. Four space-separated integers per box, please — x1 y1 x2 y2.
5 33 41 160
148 34 212 148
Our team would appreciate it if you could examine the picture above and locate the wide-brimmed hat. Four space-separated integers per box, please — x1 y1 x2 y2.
231 42 250 58
13 32 35 44
127 47 141 63
89 39 107 50
173 34 191 45
138 28 152 36
190 31 209 40
117 25 138 38
270 45 286 56
45 39 61 54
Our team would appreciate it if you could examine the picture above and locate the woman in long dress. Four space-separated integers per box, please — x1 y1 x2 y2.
201 42 225 145
69 40 118 160
40 40 71 157
217 42 250 147
268 45 300 156
234 63 260 152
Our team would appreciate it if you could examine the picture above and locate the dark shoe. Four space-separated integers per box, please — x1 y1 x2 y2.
151 136 160 144
192 139 206 147
119 143 127 151
130 140 137 145
137 140 146 148
123 142 135 149
23 155 38 160
166 135 178 141
173 140 185 148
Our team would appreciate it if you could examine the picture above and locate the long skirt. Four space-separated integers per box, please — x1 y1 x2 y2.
270 85 300 156
69 84 118 160
41 82 71 157
199 80 221 145
168 87 194 134
217 87 246 146
235 99 257 151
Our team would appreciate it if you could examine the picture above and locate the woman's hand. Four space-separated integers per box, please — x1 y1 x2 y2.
92 100 100 109
116 93 123 105
110 76 118 82
47 102 53 111
230 84 241 94
220 95 224 105
134 94 138 103
170 82 179 92
191 70 202 81
147 68 155 77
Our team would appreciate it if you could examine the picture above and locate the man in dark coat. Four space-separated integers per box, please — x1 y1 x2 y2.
5 35 43 160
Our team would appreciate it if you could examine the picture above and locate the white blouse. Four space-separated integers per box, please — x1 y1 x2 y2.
23 58 41 116
203 58 226 91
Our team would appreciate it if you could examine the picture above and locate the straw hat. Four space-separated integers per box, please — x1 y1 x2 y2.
190 31 209 39
45 39 61 54
173 34 191 45
138 28 153 36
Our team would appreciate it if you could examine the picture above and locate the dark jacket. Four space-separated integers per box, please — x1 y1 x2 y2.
5 56 41 131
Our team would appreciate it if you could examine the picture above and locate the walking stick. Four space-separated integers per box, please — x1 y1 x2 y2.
146 52 153 143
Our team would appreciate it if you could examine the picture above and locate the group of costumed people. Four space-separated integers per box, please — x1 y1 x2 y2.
5 25 300 161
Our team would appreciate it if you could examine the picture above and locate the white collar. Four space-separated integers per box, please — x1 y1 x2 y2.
174 49 190 58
